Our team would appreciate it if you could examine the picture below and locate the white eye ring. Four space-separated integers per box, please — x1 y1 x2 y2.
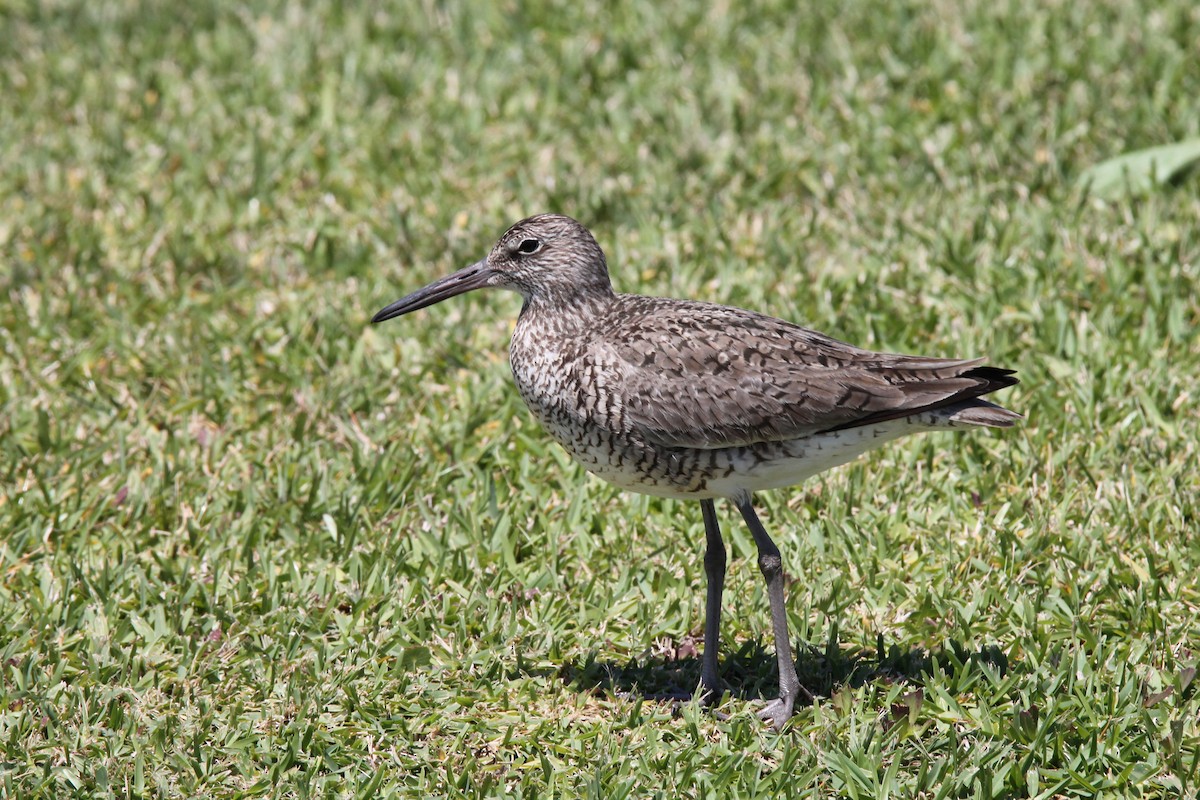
516 238 541 255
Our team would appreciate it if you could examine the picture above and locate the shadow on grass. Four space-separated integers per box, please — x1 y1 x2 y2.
560 634 1009 708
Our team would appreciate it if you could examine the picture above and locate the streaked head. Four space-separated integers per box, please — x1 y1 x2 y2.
371 214 613 323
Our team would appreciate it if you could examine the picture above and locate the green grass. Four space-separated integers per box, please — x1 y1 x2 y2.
2 0 1199 796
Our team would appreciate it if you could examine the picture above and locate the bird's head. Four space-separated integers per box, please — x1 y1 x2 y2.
371 214 613 323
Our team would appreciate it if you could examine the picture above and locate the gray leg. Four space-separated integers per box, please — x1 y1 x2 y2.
735 495 808 729
698 498 725 705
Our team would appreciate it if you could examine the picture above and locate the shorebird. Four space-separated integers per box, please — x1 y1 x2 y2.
372 214 1018 728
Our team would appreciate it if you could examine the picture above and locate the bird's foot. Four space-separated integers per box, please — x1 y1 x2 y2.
757 695 797 730
696 680 724 707
694 683 731 720
619 689 692 702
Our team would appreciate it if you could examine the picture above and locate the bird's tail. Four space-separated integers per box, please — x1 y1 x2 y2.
944 398 1022 428
941 366 1021 428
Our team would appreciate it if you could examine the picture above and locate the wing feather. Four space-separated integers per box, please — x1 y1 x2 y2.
596 297 1014 449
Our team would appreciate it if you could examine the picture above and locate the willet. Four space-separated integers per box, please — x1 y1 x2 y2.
372 213 1019 728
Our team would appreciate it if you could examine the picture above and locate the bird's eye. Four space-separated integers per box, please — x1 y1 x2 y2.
516 238 541 255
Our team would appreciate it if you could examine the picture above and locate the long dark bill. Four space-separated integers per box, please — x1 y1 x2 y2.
371 260 492 323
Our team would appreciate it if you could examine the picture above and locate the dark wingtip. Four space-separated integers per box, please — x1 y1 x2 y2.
821 362 1020 434
962 366 1020 392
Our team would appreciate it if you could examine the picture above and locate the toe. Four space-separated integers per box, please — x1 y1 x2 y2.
756 696 797 729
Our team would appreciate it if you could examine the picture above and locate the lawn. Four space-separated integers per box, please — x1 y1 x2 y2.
2 0 1199 797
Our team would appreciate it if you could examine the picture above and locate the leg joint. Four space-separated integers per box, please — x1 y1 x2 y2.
757 551 783 579
704 541 727 571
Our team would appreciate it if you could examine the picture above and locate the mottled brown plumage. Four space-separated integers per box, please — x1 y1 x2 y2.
372 213 1019 728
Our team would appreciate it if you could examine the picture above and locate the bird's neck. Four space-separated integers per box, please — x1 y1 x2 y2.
518 286 616 329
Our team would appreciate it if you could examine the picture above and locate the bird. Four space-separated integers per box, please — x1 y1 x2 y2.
371 213 1019 728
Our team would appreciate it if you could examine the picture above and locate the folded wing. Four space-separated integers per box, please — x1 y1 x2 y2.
598 298 1018 450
